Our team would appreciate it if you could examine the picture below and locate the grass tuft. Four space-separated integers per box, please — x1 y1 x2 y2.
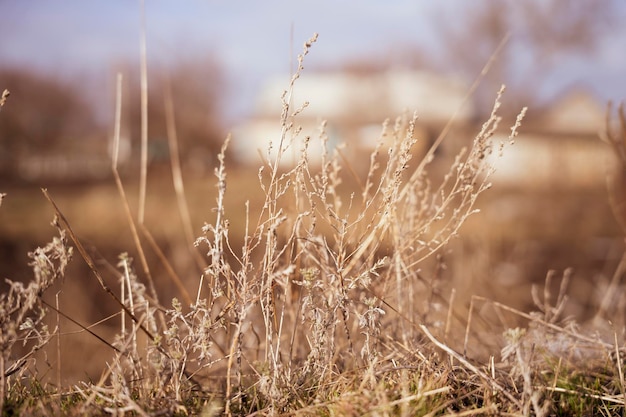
1 36 625 416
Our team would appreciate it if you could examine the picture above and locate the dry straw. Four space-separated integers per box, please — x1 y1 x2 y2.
3 30 626 416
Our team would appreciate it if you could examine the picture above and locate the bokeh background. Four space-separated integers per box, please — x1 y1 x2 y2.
1 0 626 382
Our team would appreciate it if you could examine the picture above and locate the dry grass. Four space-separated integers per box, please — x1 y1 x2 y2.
1 35 626 416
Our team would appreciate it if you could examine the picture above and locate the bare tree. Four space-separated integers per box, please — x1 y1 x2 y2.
433 0 618 115
0 68 100 176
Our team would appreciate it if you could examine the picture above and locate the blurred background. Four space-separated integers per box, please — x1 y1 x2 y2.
1 1 625 176
1 0 626 381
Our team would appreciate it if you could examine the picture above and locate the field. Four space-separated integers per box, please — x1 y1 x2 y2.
2 44 626 417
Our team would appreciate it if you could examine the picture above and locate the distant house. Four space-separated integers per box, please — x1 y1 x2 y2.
487 90 615 189
232 70 475 166
539 90 606 136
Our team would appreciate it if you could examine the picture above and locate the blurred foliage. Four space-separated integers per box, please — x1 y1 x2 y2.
0 57 227 180
0 68 100 154
122 57 226 170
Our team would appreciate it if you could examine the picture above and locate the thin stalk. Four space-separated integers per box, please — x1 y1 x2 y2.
138 0 148 225
163 78 207 274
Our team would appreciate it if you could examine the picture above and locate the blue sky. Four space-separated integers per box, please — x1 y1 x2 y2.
1 1 625 124
0 2 439 74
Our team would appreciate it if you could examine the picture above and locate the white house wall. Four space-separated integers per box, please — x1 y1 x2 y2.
236 70 474 164
487 134 616 189
232 118 334 166
385 71 472 124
